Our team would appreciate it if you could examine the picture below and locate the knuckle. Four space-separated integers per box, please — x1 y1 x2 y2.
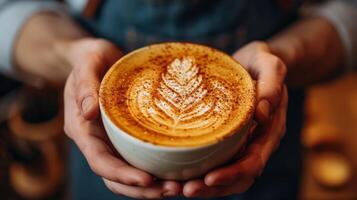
62 122 77 141
93 38 111 47
91 39 115 55
249 41 261 49
268 55 281 69
88 160 101 176
269 55 280 65
265 55 287 77
63 124 68 132
250 41 268 49
82 51 106 69
63 125 71 137
113 166 132 184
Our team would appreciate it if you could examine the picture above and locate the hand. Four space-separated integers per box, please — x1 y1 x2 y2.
182 41 288 197
63 38 181 199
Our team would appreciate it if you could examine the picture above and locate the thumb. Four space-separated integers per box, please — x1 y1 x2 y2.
254 54 286 124
232 42 287 123
74 59 102 120
67 39 123 120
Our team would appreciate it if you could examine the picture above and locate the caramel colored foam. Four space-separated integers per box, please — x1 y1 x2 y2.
100 43 255 147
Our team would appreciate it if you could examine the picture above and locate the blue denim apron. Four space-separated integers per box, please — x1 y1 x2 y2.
70 0 304 199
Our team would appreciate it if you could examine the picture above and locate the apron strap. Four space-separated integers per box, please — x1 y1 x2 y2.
83 0 102 18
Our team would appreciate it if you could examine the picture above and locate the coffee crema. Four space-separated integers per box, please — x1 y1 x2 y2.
100 43 255 147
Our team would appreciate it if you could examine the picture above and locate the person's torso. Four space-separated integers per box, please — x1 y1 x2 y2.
75 0 303 53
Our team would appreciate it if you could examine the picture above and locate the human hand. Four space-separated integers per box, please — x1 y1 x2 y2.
182 41 288 197
62 38 181 199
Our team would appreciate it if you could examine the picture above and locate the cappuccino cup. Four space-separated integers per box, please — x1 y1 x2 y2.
99 42 255 180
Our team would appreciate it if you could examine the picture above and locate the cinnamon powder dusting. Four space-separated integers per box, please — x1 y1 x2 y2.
100 43 255 147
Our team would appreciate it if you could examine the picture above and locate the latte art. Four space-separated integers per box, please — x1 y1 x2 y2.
127 58 233 137
100 43 255 147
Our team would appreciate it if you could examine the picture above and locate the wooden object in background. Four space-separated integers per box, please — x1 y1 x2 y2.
6 87 65 199
300 74 357 199
311 151 352 188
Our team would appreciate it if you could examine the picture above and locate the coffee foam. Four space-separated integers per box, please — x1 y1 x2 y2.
127 57 233 137
100 43 255 147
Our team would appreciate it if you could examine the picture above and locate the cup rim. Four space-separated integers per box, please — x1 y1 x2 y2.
99 42 256 151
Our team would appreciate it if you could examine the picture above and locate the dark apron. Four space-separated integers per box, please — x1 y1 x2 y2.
70 0 304 199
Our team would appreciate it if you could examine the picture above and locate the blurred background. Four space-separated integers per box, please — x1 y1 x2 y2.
0 72 356 200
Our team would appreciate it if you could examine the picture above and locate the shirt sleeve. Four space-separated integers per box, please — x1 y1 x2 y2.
0 0 66 79
303 0 357 72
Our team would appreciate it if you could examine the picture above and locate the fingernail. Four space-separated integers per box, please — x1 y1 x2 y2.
82 96 95 115
258 99 270 120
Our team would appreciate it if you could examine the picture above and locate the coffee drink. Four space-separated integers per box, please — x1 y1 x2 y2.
99 43 255 180
100 43 255 147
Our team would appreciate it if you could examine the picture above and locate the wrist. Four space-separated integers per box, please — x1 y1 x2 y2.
14 12 89 85
267 17 344 86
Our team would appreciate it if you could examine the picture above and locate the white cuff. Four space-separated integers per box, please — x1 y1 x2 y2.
0 1 66 80
303 1 357 72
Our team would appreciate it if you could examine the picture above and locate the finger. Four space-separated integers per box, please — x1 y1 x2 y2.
104 179 181 199
253 85 288 162
237 85 287 164
76 133 154 187
64 75 153 187
219 178 254 196
68 40 122 120
204 151 264 186
204 86 288 186
73 59 101 120
183 179 219 198
233 44 286 123
183 178 253 198
252 53 286 122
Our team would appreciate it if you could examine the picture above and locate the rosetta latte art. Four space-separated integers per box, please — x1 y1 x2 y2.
127 57 234 137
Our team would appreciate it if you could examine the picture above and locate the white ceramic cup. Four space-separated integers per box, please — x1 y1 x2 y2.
99 43 255 180
99 103 252 180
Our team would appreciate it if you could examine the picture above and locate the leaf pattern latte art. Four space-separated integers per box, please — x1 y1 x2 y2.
127 57 234 137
